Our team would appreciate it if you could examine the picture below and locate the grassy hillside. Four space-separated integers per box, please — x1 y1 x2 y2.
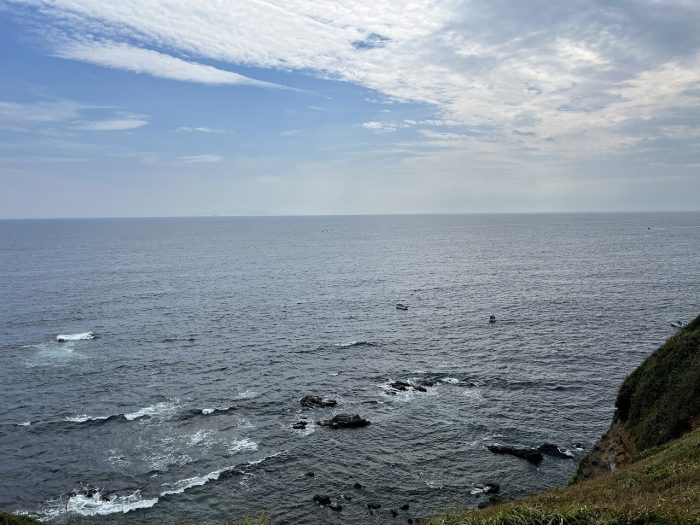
425 316 700 525
423 426 700 524
615 315 700 450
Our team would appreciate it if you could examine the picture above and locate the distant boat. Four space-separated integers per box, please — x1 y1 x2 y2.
670 320 685 328
396 303 408 311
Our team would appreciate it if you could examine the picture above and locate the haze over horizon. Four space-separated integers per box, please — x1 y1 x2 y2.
1 1 700 218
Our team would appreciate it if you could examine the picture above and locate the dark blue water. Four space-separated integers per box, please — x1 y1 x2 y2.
1 213 698 524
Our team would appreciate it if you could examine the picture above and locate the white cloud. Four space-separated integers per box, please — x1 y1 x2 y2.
77 117 148 131
8 0 700 160
55 41 283 88
361 121 397 133
177 126 227 134
179 154 223 164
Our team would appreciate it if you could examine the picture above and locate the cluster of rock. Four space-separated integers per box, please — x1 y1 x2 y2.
386 380 430 394
487 442 575 465
293 395 370 430
312 484 412 519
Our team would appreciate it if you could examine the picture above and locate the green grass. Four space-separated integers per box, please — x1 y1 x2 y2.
422 426 700 524
0 513 43 525
615 314 700 450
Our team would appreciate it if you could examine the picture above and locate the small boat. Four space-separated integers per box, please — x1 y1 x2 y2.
396 303 408 311
670 320 685 328
489 315 496 324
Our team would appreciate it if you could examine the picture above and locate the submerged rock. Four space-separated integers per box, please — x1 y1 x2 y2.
301 395 337 408
389 381 411 391
292 420 308 429
367 502 382 510
313 494 332 506
537 443 574 459
353 482 363 489
487 445 544 464
317 414 370 429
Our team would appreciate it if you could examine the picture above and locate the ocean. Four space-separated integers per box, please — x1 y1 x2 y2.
0 213 698 524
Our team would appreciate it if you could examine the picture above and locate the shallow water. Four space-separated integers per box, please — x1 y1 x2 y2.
0 213 698 524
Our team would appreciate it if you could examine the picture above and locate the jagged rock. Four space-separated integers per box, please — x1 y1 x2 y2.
353 482 363 489
292 420 308 429
487 445 544 464
313 494 332 506
317 414 370 429
301 395 337 408
538 443 574 459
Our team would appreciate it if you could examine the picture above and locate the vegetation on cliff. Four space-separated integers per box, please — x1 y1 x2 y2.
425 315 700 525
615 314 700 450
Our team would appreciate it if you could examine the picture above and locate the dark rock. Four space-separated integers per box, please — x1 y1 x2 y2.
367 502 381 510
487 445 544 464
313 494 332 506
292 421 308 429
538 443 574 459
305 472 314 477
57 338 66 343
408 520 413 524
389 381 411 391
328 502 342 512
420 381 434 387
391 508 399 517
317 414 370 429
187 337 196 342
353 482 363 489
396 303 409 310
401 504 409 510
413 385 427 392
301 395 337 408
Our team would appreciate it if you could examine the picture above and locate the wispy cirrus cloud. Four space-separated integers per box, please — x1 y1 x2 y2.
76 117 148 131
55 41 283 88
9 0 700 156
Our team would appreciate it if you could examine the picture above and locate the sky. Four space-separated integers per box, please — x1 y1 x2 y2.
1 0 700 218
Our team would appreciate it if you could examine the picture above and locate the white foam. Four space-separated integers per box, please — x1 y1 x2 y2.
441 377 460 384
56 332 95 341
160 466 236 496
17 421 31 426
237 390 258 399
125 401 178 421
40 490 158 518
201 405 233 415
188 429 216 446
228 438 258 454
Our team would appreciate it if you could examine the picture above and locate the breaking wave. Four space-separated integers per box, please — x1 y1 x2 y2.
56 332 95 341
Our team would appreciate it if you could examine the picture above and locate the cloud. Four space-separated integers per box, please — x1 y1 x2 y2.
178 154 223 164
279 129 301 137
55 41 284 88
7 0 700 160
77 117 148 131
361 121 397 133
177 126 227 134
0 100 83 123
